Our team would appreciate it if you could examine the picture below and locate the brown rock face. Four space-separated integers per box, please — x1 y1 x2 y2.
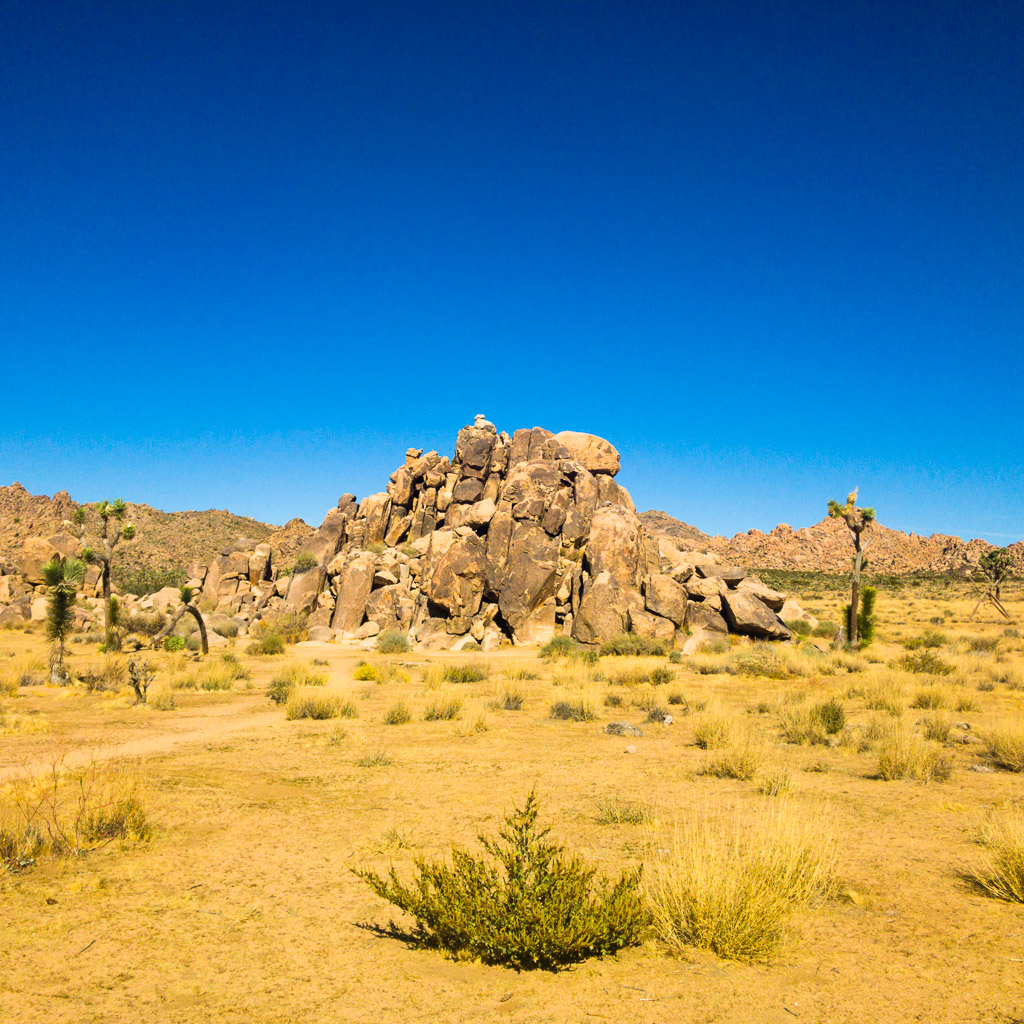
720 590 792 640
554 432 621 476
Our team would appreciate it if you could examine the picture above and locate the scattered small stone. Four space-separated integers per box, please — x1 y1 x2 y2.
624 745 637 754
605 722 643 737
956 721 971 730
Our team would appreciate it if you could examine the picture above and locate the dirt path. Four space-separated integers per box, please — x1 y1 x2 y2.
0 706 283 783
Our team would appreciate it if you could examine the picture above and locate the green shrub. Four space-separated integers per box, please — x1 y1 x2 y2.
355 791 646 969
550 698 596 722
649 667 674 686
813 698 846 734
246 632 285 656
384 700 412 725
539 636 588 660
786 619 813 636
442 663 487 684
812 621 839 638
728 645 790 680
290 552 318 574
599 633 666 657
903 630 946 651
267 677 292 705
966 636 1000 654
253 610 308 644
424 696 463 721
163 635 186 652
668 651 683 664
377 630 410 654
896 651 954 675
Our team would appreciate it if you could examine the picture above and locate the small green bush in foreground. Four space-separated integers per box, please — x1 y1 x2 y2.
355 791 646 970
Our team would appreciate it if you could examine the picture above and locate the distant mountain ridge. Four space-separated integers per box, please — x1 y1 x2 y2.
640 509 1022 575
1 482 1017 582
0 482 310 580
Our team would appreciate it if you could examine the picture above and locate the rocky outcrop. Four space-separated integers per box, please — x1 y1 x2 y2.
171 416 795 650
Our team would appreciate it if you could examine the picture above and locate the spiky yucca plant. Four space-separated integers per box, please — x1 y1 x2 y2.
42 557 85 684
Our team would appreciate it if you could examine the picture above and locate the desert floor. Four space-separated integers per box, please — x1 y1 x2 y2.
1 578 1022 1024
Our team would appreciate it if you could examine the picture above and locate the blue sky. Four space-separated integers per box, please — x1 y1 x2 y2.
1 1 1021 541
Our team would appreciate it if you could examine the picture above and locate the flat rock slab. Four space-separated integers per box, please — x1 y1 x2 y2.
605 722 643 737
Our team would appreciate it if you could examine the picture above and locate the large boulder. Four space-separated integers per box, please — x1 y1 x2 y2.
695 563 747 586
486 516 560 634
284 566 327 615
720 590 792 640
643 574 688 626
422 531 487 622
685 602 728 634
585 505 644 590
330 553 376 631
19 537 60 585
737 577 785 612
572 573 641 645
554 432 620 476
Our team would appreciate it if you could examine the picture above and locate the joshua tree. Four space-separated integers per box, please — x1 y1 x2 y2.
65 499 136 651
828 489 875 646
156 586 209 655
42 556 85 684
971 548 1015 621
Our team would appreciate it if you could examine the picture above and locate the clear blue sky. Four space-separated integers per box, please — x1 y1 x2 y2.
2 1 1021 541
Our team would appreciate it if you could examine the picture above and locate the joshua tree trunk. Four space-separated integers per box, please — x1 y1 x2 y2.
158 603 209 655
849 538 864 646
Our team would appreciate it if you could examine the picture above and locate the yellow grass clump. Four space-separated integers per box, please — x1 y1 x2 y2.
644 802 838 962
876 724 952 783
285 689 343 720
967 805 1024 903
982 721 1024 772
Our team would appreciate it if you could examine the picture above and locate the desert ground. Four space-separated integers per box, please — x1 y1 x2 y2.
1 576 1022 1024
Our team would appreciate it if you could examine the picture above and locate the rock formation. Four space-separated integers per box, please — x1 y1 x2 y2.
183 417 793 649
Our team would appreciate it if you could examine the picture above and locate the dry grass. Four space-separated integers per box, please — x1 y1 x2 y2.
966 805 1024 903
700 738 767 781
285 689 343 720
644 802 838 962
424 694 463 721
692 713 732 750
876 724 953 782
981 721 1024 772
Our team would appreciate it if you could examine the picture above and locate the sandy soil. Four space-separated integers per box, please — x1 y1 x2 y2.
1 581 1022 1023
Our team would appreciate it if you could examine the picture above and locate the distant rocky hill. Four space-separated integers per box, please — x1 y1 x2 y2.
640 509 1022 575
0 482 306 585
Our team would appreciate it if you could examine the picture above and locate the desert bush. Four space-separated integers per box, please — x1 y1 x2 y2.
376 630 410 654
285 689 342 720
424 696 463 721
786 619 812 636
955 693 979 712
759 769 791 796
355 791 646 970
668 651 683 664
604 693 624 708
0 654 47 693
644 803 837 962
895 651 953 676
921 713 952 743
498 686 524 711
148 688 176 711
539 636 589 660
384 700 412 725
267 663 326 705
693 714 732 750
356 747 394 767
364 542 385 554
876 726 952 782
0 760 150 867
779 705 828 746
903 630 946 650
353 661 376 681
353 660 409 684
208 616 240 638
982 722 1024 772
253 610 308 644
965 635 1000 654
172 663 239 691
645 704 671 724
600 633 666 657
978 679 996 692
667 691 689 708
814 698 846 734
502 662 539 681
290 551 318 574
910 688 946 709
443 663 487 684
163 635 186 652
728 645 791 680
689 656 727 675
125 610 167 637
78 657 128 694
649 666 674 686
812 620 839 638
550 698 596 722
966 806 1024 903
246 632 285 656
700 741 766 781
596 798 652 825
